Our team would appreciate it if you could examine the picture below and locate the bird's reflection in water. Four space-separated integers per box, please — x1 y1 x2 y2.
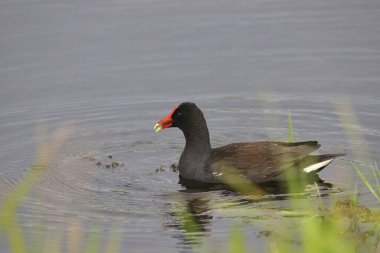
179 174 333 197
164 174 335 251
164 192 213 250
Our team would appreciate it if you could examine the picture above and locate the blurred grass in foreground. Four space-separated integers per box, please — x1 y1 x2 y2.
0 124 70 253
267 99 379 253
269 100 379 253
0 125 122 253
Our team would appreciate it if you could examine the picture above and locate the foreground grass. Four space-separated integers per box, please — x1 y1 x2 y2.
0 125 70 253
0 126 122 253
267 106 379 253
352 161 380 202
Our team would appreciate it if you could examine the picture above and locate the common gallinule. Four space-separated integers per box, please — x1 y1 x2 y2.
154 102 343 184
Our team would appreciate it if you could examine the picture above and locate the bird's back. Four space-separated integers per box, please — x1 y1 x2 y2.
207 141 321 183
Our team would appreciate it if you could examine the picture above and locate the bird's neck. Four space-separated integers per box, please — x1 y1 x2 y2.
183 128 211 154
181 117 212 157
177 113 213 181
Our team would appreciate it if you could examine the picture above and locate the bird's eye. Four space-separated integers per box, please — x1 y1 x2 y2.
176 112 182 117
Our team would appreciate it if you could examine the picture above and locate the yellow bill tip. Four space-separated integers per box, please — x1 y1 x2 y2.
154 123 163 132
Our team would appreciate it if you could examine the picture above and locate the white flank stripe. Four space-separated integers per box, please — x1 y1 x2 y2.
303 159 334 173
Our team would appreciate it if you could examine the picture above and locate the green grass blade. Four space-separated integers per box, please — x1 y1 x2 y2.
7 216 26 253
375 161 380 192
353 178 359 205
85 231 101 253
371 163 380 194
351 162 380 202
288 110 293 143
229 227 247 253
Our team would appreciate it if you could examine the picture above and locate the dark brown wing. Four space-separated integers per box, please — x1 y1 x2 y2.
207 141 321 183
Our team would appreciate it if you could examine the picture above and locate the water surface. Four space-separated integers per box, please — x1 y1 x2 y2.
1 0 379 252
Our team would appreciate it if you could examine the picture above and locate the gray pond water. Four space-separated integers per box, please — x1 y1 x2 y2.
1 0 380 252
